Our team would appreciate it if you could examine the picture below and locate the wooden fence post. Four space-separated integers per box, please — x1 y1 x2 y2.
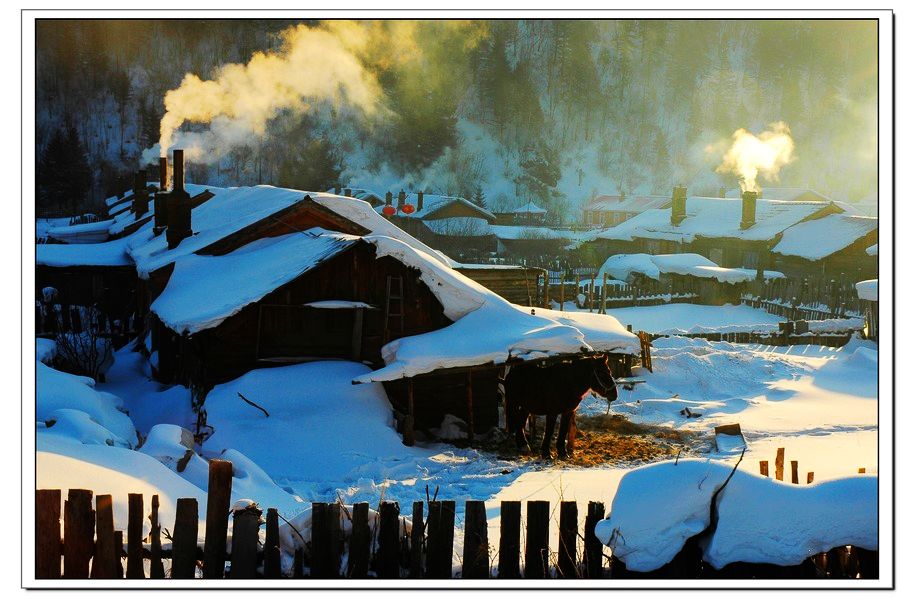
171 497 199 579
377 501 401 578
92 494 118 579
601 273 607 314
584 501 605 579
293 549 304 579
462 500 488 579
807 472 815 485
426 500 456 578
203 459 233 578
63 489 94 579
558 501 578 578
230 503 262 579
348 503 370 578
760 461 769 477
263 508 281 579
114 531 124 578
149 495 165 579
409 501 424 578
559 280 565 311
311 502 330 578
775 448 785 481
790 461 799 485
524 500 550 579
498 501 521 579
35 489 61 579
126 493 145 578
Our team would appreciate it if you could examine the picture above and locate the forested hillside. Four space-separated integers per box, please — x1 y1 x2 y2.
35 19 877 218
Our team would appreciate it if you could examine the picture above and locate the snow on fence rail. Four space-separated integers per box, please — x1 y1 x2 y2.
36 459 879 581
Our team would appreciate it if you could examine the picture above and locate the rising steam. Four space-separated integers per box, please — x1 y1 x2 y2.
714 122 795 193
141 23 383 165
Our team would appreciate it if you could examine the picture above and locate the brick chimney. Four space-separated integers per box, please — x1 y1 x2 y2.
417 191 424 213
166 149 192 249
671 185 687 226
132 170 149 220
740 190 759 230
153 157 168 235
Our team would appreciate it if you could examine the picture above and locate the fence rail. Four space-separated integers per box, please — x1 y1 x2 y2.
36 459 878 581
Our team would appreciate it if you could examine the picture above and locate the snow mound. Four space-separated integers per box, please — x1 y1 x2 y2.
595 459 877 571
856 279 877 302
36 338 56 364
37 361 137 448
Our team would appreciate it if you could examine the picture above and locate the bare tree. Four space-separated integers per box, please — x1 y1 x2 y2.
53 304 114 382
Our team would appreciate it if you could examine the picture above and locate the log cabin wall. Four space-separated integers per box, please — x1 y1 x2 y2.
456 266 545 306
160 242 451 387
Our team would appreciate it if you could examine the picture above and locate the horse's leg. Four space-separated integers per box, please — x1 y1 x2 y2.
557 412 572 459
515 413 531 453
541 414 557 459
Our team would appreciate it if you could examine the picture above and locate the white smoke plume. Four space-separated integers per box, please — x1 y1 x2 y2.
714 122 796 193
141 23 383 166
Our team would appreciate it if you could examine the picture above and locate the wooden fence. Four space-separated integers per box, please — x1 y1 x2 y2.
740 277 867 320
36 459 878 581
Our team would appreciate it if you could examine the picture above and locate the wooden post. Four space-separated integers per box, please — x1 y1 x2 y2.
403 379 415 447
311 502 330 578
328 502 342 578
589 274 595 311
203 459 233 578
229 503 262 579
559 279 565 311
293 549 304 578
63 489 94 579
149 495 165 579
263 508 281 579
859 467 867 474
409 501 424 578
171 497 198 579
524 500 550 578
377 501 401 578
114 531 124 578
92 494 118 579
542 269 550 308
807 472 815 485
601 273 607 314
790 461 799 485
35 489 61 579
426 500 456 578
775 448 785 481
558 501 578 578
462 500 488 579
466 371 475 442
759 461 769 477
584 501 605 579
498 501 521 579
349 502 371 578
126 493 145 578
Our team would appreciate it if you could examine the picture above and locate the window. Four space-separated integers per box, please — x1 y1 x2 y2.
742 250 760 269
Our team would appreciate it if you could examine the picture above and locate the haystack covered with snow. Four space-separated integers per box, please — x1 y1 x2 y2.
595 459 877 571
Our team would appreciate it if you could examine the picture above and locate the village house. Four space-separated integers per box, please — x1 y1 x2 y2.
493 201 549 226
70 152 639 442
585 187 844 275
770 214 877 281
581 194 671 228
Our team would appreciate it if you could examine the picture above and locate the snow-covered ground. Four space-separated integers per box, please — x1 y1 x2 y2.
35 301 878 574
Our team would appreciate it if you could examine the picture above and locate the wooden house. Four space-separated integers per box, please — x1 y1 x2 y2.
581 194 671 228
770 214 877 281
493 202 549 226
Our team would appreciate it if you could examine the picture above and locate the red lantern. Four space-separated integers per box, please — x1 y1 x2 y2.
382 204 396 216
401 203 415 215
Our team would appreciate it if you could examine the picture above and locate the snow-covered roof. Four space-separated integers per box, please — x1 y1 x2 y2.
505 201 548 215
491 225 599 242
46 219 116 244
128 185 309 278
771 214 877 260
598 253 783 284
866 243 878 256
593 197 834 244
37 239 133 268
151 230 359 334
374 193 496 221
856 279 877 302
584 195 670 213
724 186 830 202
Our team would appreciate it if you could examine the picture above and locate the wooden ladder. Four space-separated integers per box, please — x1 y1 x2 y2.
384 275 405 343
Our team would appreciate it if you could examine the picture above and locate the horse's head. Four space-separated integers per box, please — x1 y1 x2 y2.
588 354 618 403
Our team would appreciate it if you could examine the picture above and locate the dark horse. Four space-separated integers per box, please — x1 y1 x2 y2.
504 354 619 459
